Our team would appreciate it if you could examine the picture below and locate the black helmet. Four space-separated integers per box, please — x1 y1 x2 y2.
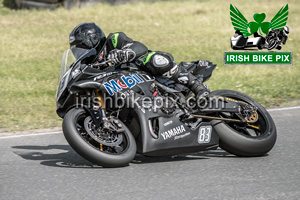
69 22 106 59
283 26 289 36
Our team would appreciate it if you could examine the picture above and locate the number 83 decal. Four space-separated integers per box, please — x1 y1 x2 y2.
198 126 212 144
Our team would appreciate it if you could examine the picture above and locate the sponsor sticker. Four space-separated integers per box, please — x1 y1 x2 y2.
163 120 173 127
160 125 186 140
103 73 144 95
174 132 191 140
198 126 212 144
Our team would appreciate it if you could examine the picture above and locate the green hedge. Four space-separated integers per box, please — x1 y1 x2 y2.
3 0 17 9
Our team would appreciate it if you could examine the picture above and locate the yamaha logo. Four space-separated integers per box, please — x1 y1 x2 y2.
160 125 186 140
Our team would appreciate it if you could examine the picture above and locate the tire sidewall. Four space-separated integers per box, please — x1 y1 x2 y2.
211 90 277 156
63 108 137 167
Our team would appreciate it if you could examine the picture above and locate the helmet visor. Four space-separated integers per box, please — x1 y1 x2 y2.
70 47 89 60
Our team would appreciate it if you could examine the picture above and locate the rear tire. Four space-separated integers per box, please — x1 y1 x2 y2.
211 90 277 156
63 108 136 167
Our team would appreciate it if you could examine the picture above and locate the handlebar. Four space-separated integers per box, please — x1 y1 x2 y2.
92 60 113 67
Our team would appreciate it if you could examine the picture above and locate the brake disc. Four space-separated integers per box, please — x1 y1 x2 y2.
241 105 258 123
84 117 123 147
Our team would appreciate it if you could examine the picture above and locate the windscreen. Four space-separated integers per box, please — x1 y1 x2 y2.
60 49 76 78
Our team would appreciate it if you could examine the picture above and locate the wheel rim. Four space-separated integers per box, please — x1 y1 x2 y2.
218 98 269 138
74 112 130 155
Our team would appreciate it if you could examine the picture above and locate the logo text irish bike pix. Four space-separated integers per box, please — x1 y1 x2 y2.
224 4 292 65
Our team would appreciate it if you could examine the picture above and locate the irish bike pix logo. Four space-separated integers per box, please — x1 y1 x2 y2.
224 4 292 65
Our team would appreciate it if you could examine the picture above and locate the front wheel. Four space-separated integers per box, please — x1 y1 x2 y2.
62 108 136 167
211 90 277 156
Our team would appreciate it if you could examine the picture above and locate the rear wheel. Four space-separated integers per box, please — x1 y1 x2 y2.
63 108 136 167
211 90 277 156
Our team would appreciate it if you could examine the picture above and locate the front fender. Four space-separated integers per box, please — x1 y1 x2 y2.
69 80 102 94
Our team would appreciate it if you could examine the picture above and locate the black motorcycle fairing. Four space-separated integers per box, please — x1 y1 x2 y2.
56 71 103 118
78 69 221 156
69 80 102 94
131 105 219 156
57 48 98 99
95 70 156 97
112 91 220 156
57 69 156 117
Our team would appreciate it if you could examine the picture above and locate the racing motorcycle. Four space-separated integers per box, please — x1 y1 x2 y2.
230 30 265 50
56 48 277 167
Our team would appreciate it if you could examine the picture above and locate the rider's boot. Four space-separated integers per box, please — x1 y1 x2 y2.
187 73 210 100
166 65 210 102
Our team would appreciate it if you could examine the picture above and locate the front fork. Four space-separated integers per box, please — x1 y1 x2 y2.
84 90 107 128
95 90 107 119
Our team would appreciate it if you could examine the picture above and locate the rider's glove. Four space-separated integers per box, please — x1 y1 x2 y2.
107 49 136 65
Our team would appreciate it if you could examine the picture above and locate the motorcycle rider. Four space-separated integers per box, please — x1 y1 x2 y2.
264 26 289 50
69 22 210 101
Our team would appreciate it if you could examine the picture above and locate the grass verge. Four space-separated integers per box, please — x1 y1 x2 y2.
0 0 299 131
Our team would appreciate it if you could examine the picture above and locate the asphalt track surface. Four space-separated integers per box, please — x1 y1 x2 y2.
1 106 300 200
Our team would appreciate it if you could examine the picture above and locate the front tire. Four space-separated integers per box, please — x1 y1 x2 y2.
211 90 277 156
62 108 137 167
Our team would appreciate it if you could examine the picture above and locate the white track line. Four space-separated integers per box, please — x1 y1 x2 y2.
0 106 299 139
267 106 300 112
0 131 62 139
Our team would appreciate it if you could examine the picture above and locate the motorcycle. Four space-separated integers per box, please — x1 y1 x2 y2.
230 31 265 50
56 48 277 167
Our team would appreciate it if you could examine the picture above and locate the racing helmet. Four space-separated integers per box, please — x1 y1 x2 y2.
69 22 106 59
283 26 289 36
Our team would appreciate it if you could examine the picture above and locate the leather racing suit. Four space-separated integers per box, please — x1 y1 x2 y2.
105 32 210 99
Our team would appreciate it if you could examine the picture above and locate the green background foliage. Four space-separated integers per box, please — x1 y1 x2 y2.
2 0 17 9
0 0 299 131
